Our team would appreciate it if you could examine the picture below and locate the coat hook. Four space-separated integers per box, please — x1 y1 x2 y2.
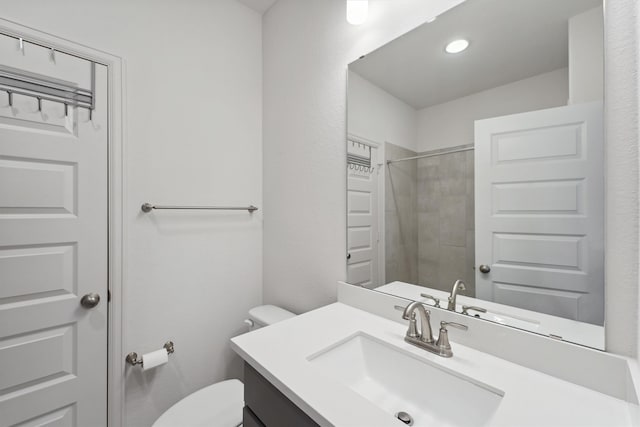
18 37 24 54
36 97 42 112
7 91 13 107
64 103 69 117
49 48 56 63
89 108 93 121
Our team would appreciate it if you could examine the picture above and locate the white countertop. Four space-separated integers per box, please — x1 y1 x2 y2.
231 303 637 427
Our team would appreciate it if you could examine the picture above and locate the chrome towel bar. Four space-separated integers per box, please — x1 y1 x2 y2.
141 203 258 213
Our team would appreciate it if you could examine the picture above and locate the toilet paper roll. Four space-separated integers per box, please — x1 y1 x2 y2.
142 349 168 371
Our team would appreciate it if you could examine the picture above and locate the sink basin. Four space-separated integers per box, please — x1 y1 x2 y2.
308 333 504 427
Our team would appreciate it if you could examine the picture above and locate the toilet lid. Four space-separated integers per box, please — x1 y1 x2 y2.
248 305 296 326
153 379 243 427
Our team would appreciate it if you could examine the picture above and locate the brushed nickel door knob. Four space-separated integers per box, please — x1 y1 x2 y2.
81 293 101 309
479 264 491 274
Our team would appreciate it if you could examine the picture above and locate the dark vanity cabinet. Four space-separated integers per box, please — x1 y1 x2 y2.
243 363 320 427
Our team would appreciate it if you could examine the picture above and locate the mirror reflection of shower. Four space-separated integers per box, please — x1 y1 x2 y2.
385 144 475 297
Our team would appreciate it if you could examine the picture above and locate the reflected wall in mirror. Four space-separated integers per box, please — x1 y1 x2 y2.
346 0 604 349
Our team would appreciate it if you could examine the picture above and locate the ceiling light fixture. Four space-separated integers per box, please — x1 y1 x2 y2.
445 39 470 54
347 0 369 26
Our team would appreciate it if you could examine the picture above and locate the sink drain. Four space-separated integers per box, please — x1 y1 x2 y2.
395 411 414 426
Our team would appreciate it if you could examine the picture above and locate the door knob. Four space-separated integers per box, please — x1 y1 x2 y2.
81 293 101 309
478 265 491 274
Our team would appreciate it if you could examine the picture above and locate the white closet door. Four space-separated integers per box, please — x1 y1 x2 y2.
475 102 604 325
0 40 109 426
347 142 379 288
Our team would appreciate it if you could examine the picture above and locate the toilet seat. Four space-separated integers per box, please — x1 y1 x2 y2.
152 379 244 427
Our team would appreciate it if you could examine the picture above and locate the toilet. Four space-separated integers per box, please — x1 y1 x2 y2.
153 305 296 427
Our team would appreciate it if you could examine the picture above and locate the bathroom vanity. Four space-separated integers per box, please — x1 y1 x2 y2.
231 284 639 427
242 363 319 427
231 0 639 425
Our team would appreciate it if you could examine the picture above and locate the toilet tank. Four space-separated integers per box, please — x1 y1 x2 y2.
245 305 295 330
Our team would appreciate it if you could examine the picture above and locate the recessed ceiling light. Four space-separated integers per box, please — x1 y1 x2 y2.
445 39 469 54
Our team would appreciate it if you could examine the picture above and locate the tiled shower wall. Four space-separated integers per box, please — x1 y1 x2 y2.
385 142 475 296
417 148 475 296
385 142 418 284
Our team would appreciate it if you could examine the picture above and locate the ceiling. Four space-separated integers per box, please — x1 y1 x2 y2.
236 0 278 14
350 0 601 110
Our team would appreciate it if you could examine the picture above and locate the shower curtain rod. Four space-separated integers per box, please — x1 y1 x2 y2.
386 145 474 164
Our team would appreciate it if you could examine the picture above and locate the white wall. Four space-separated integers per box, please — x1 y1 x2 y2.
416 68 568 152
263 0 640 358
604 0 639 358
0 1 263 425
569 6 604 105
348 70 417 151
263 0 464 314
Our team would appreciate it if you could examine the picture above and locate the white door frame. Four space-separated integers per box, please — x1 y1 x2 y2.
0 18 126 427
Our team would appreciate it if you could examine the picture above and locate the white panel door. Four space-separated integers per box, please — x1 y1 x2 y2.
347 143 379 288
475 102 603 325
0 41 108 426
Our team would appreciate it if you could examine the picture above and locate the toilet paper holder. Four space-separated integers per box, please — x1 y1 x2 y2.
126 341 175 367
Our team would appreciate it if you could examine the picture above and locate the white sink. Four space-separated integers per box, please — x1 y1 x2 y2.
308 333 504 427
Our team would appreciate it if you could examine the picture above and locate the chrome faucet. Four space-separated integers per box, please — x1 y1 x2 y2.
400 301 434 343
395 302 467 357
447 279 466 311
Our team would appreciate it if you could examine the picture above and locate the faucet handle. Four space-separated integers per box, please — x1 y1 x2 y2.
441 321 468 331
462 305 487 316
435 321 468 358
420 293 441 308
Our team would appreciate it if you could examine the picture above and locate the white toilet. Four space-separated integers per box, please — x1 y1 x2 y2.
153 305 296 427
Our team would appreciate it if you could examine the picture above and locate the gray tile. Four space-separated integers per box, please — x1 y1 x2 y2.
418 156 440 177
417 183 440 213
437 245 467 291
466 150 475 178
441 152 467 176
440 176 466 196
418 259 439 289
386 258 399 283
466 187 475 231
385 141 418 285
439 195 466 246
465 230 476 297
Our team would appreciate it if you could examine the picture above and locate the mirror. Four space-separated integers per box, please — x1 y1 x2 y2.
346 0 604 349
